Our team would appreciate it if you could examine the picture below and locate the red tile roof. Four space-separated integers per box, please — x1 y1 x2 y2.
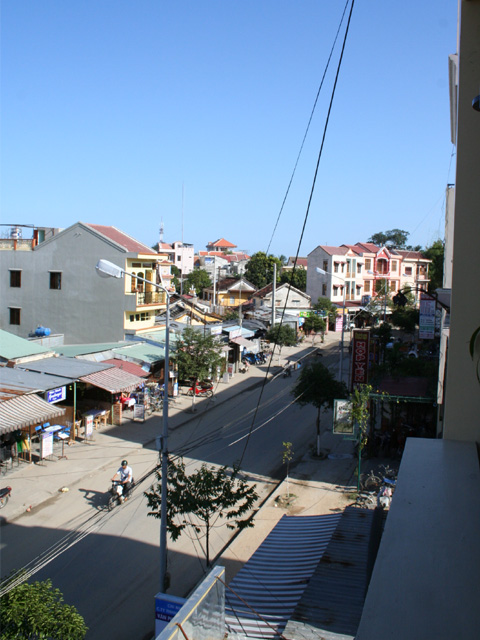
87 224 157 255
207 238 237 249
102 359 150 377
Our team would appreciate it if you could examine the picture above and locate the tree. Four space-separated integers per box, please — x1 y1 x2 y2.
174 327 225 384
368 229 410 249
423 239 444 292
0 576 88 639
170 265 181 293
145 459 258 567
349 384 373 491
302 315 326 342
313 297 337 326
183 269 212 296
292 361 348 456
280 268 307 292
265 324 297 354
244 252 282 289
390 307 419 334
282 442 294 499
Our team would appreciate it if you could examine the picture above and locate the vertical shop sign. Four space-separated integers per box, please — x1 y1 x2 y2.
419 294 436 339
351 329 370 390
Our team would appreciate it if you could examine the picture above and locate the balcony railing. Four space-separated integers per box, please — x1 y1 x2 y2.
137 291 165 305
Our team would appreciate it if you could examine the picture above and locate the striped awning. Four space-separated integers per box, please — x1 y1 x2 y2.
0 394 66 435
79 368 144 394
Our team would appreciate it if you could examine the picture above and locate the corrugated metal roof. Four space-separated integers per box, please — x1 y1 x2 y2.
0 394 66 435
0 368 75 400
16 356 113 379
53 342 131 357
285 507 380 640
80 367 144 393
102 359 150 378
225 513 342 639
0 329 52 361
113 343 166 364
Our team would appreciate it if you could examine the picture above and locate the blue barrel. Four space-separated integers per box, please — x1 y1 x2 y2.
35 326 51 337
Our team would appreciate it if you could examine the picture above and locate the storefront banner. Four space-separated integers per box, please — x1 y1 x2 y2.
47 386 66 404
351 330 370 390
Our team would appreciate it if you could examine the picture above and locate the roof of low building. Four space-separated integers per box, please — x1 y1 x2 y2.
206 238 237 249
0 330 53 361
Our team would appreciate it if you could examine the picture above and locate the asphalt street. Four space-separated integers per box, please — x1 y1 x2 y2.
0 333 358 640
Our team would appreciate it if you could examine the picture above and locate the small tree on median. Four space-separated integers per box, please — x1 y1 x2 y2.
302 315 326 343
145 458 258 567
265 323 297 363
0 575 88 639
292 361 348 456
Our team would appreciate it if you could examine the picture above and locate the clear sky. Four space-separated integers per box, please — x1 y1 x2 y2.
1 0 457 258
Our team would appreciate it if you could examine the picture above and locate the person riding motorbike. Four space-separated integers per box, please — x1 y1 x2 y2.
111 459 133 502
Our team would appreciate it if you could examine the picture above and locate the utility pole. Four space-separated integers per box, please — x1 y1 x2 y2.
271 263 277 327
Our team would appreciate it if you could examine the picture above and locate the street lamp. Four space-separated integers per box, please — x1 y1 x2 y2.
316 267 346 382
95 259 170 592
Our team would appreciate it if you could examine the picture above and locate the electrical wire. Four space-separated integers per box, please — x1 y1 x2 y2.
265 0 351 256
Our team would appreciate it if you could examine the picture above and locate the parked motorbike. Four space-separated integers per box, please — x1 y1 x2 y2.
0 486 12 509
283 365 292 378
107 480 131 510
187 380 214 397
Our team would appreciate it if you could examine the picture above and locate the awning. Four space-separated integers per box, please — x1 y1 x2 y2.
231 337 254 349
0 394 66 436
79 368 144 394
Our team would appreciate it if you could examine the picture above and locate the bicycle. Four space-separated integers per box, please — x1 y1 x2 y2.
351 491 376 509
360 469 382 492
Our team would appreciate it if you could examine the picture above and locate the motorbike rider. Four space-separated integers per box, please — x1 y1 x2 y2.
112 459 133 502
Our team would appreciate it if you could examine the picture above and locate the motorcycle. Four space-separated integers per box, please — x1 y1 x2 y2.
0 486 12 509
187 379 214 398
107 480 131 510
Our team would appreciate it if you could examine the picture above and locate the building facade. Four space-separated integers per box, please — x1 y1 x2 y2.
1 222 173 344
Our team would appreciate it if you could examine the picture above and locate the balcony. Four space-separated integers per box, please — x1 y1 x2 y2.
136 291 166 306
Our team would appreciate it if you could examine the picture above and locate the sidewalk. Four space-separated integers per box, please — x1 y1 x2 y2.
0 332 354 530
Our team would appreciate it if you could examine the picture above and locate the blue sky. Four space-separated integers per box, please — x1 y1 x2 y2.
1 1 457 258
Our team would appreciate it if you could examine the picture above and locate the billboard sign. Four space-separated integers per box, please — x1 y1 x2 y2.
47 386 66 404
351 329 370 389
419 294 436 339
333 399 353 434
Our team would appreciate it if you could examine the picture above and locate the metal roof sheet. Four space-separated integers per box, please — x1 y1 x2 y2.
102 359 150 378
113 343 166 364
225 514 342 639
0 329 52 360
16 356 113 379
0 368 75 399
0 394 66 435
53 342 131 357
285 507 380 640
79 367 144 394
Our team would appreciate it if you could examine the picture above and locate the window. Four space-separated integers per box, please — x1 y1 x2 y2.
405 266 413 276
49 272 62 290
357 264 362 274
229 296 235 305
129 315 135 322
390 281 398 292
333 285 339 296
10 270 21 287
9 307 21 325
364 281 371 293
322 284 327 296
323 260 328 271
365 259 372 271
334 262 339 273
391 261 397 272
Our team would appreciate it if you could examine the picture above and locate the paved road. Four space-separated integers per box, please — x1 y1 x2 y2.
0 347 336 640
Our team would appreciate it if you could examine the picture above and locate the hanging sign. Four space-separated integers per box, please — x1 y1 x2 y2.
350 329 370 390
47 387 66 403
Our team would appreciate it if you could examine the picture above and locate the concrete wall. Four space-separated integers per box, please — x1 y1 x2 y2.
1 223 128 344
443 0 480 440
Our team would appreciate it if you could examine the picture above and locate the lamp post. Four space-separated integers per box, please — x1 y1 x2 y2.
316 267 346 382
95 259 170 592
